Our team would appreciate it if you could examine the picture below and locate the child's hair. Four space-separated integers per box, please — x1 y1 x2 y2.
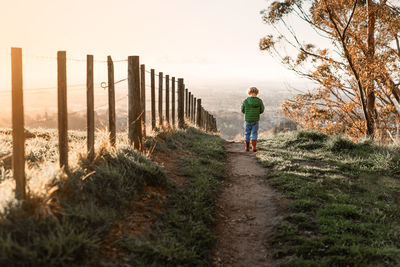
247 87 259 95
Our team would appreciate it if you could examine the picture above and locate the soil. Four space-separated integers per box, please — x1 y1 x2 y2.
96 138 285 266
97 185 167 265
213 141 284 267
96 141 187 266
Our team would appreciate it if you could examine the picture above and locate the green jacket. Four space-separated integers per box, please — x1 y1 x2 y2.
241 97 265 122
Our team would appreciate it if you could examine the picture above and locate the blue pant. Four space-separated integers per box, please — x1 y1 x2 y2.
245 121 259 142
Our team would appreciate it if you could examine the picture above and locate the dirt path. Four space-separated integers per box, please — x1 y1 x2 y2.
213 142 283 267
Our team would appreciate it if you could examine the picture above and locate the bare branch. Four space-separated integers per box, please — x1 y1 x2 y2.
343 0 358 37
324 0 368 122
396 35 400 57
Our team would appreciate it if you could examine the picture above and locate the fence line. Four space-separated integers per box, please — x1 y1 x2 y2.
16 53 128 63
25 94 128 127
8 47 218 200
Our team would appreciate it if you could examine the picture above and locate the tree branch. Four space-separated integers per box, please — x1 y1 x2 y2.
396 35 400 57
343 0 358 37
324 0 369 123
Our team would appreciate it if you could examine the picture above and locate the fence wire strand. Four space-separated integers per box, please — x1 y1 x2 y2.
4 50 217 131
100 78 128 89
26 94 129 127
4 53 128 63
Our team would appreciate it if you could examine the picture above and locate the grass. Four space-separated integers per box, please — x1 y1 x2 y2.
0 129 170 266
122 128 226 266
256 131 400 266
0 129 138 212
0 127 225 266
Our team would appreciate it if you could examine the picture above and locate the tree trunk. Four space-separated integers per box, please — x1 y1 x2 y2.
365 0 377 138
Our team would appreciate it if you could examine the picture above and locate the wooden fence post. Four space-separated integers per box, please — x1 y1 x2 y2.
172 77 176 127
192 94 195 122
128 56 142 150
208 112 211 132
193 97 197 124
188 92 192 121
189 93 192 122
196 98 202 128
151 69 156 131
205 111 209 132
205 111 208 132
189 93 191 122
209 113 212 132
166 75 170 126
185 88 188 118
200 107 204 129
204 111 210 132
140 64 146 137
206 111 209 131
178 78 185 128
191 95 195 122
11 47 25 200
57 51 68 171
86 55 95 160
202 108 206 130
107 56 116 147
158 72 163 127
188 90 190 119
208 113 212 132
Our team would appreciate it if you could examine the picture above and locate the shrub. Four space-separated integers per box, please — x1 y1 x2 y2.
328 136 356 152
297 131 328 142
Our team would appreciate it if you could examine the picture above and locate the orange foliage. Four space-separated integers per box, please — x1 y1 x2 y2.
261 0 400 140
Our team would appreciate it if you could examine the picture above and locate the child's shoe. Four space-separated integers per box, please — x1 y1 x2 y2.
251 140 257 152
245 142 250 152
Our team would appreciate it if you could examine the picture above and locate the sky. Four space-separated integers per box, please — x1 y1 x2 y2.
0 0 311 113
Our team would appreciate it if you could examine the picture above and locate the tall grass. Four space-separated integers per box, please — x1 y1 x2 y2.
0 128 169 266
0 128 145 212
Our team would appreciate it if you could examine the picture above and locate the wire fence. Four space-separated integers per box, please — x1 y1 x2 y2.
6 47 218 200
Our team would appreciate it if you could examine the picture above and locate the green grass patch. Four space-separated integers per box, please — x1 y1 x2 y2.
0 134 169 266
122 128 226 266
257 132 400 266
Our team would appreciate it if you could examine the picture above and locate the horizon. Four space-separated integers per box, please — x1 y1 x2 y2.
0 0 312 96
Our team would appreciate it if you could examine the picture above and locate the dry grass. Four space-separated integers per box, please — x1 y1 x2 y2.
0 127 158 214
0 127 171 266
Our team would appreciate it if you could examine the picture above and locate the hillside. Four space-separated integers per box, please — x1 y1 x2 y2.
256 132 400 266
0 127 225 266
2 128 400 266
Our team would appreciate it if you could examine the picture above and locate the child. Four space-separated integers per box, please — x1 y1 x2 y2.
241 87 265 152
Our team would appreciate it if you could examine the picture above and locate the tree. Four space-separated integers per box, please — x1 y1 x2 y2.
260 0 400 139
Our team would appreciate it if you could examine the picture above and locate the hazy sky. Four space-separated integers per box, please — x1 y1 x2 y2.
0 0 305 88
0 0 321 117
